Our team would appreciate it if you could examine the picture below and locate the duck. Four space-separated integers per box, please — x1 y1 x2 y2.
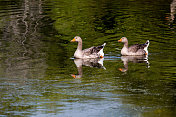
118 37 149 56
71 36 106 59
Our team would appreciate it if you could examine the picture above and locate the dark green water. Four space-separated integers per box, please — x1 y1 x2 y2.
0 0 176 116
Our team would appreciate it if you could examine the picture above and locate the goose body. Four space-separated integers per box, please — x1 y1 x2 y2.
118 37 149 56
71 36 106 59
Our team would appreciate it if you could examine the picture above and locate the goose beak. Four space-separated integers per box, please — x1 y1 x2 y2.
119 68 123 72
118 38 122 42
71 38 76 42
71 74 76 78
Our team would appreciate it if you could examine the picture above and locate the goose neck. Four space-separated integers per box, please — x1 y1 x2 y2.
77 41 82 50
124 42 128 48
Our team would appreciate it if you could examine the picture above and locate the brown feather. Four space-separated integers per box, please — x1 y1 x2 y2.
82 45 105 55
128 43 147 53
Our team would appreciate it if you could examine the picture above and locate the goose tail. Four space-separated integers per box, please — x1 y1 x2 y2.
102 43 106 48
145 40 149 47
144 40 149 55
98 43 106 58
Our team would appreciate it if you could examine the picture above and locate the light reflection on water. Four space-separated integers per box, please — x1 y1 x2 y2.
0 0 176 117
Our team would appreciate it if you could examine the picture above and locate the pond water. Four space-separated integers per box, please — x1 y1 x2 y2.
0 0 176 116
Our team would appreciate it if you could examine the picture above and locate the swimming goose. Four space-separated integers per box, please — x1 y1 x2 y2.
118 37 149 56
71 36 106 58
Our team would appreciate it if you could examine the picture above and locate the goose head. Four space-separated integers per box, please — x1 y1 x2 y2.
118 37 128 43
71 36 82 42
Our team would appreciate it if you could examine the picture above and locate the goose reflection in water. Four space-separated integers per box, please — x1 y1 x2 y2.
166 0 176 26
71 58 106 78
119 56 150 72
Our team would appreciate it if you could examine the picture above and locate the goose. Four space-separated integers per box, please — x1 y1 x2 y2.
118 37 149 56
71 36 106 58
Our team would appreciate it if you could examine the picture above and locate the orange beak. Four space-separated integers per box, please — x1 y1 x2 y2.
71 38 76 42
118 38 122 42
119 68 123 72
71 74 76 78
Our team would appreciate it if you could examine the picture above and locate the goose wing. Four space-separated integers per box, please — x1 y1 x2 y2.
82 46 96 56
128 43 148 53
83 43 106 56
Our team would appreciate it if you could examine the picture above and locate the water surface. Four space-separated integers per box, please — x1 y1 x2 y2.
0 0 176 116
